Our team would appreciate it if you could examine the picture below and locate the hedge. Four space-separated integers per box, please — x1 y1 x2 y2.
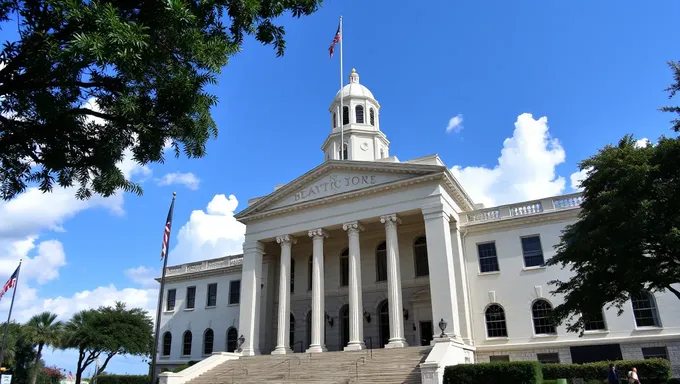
96 375 150 384
541 358 672 383
444 361 543 384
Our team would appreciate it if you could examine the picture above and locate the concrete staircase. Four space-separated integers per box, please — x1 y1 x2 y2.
186 346 431 384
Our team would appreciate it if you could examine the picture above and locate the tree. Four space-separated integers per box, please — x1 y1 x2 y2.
62 302 153 384
0 321 38 384
660 60 680 132
0 0 322 201
24 312 63 384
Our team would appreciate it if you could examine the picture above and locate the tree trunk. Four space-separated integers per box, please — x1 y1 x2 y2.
30 343 44 384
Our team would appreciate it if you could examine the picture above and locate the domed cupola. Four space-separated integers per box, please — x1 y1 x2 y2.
322 69 390 162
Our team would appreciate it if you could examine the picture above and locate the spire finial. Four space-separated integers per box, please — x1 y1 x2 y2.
349 68 359 84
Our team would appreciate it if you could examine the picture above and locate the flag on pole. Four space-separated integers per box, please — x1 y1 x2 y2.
0 266 19 302
160 195 176 260
329 23 341 58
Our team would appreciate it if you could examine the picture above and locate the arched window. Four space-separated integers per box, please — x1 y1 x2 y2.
532 300 557 335
308 255 313 291
355 105 364 123
632 291 661 327
306 311 312 349
340 249 349 286
333 112 337 128
485 304 508 338
414 237 429 277
182 331 192 356
378 300 389 347
339 305 349 347
290 258 295 294
342 106 349 125
369 108 375 126
203 328 214 355
376 242 387 282
339 143 348 160
289 313 296 350
162 332 172 356
226 327 238 352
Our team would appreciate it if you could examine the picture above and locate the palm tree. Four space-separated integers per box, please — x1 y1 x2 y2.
24 312 63 384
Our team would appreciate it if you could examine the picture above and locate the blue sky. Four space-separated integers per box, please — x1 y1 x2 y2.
1 0 679 375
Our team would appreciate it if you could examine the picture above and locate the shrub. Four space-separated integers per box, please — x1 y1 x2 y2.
444 361 543 384
96 374 150 384
541 359 671 383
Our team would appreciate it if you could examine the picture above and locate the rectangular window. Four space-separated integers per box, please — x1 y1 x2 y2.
229 280 241 305
489 355 510 362
185 286 196 309
521 236 544 267
537 353 560 364
166 289 176 311
477 242 500 273
206 283 217 307
583 312 607 331
340 255 349 287
642 347 668 360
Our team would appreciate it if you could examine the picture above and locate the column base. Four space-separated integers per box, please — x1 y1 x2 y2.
271 346 293 355
385 338 409 348
239 347 261 356
305 344 328 353
344 342 367 351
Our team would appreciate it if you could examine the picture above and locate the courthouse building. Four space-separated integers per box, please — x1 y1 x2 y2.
155 69 680 379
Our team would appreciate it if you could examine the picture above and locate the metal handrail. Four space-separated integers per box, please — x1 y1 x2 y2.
271 355 301 379
292 340 304 354
354 356 366 383
364 336 373 360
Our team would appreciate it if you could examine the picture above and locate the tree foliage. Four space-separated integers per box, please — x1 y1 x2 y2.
547 62 680 333
0 321 38 384
660 60 680 132
62 302 153 384
0 0 322 201
24 312 63 384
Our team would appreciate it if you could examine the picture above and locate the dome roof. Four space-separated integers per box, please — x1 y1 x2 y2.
334 69 374 101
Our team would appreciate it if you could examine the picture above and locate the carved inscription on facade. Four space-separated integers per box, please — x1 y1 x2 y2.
294 174 377 202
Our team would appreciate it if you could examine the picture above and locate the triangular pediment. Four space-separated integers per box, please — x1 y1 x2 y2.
235 160 447 220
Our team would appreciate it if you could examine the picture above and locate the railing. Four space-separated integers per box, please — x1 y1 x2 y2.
165 255 244 276
364 336 373 360
291 340 304 354
354 356 366 383
272 355 301 380
462 192 584 224
226 365 247 384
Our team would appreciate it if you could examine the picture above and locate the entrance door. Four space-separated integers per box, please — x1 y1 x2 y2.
419 321 433 346
340 305 349 348
378 300 390 347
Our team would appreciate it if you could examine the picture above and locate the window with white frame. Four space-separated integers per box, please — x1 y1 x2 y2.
631 291 661 327
228 280 240 305
477 242 499 273
521 235 544 267
532 299 557 335
485 304 508 338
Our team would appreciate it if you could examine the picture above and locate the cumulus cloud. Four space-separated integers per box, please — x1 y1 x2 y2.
446 114 464 133
125 266 159 288
171 194 246 263
451 113 566 207
569 167 592 192
157 172 201 191
635 138 650 148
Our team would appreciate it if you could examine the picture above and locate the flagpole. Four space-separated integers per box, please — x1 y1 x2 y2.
339 15 344 160
150 193 176 383
0 259 22 367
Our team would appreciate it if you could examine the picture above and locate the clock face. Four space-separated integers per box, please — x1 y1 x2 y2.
360 142 369 151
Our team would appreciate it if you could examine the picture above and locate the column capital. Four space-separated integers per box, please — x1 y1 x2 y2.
276 234 297 246
243 240 265 253
342 221 364 234
380 214 401 228
308 228 329 239
421 203 455 221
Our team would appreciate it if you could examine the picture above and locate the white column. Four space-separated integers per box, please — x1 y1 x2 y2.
306 228 328 353
422 204 461 340
450 223 472 344
272 235 296 354
237 240 265 355
343 221 366 351
380 214 408 348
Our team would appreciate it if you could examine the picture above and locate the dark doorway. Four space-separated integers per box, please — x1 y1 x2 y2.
419 321 433 346
340 305 349 348
570 344 623 364
378 300 390 347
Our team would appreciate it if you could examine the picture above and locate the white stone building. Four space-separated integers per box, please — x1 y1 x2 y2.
155 69 680 381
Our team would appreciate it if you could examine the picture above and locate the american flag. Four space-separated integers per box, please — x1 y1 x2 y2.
160 196 176 260
0 265 20 302
329 23 341 58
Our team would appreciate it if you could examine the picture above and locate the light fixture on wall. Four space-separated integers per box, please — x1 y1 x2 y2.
363 310 371 323
412 323 416 331
325 312 334 327
403 309 409 320
438 318 447 338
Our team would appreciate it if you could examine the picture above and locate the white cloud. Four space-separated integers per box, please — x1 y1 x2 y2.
569 167 592 192
451 113 566 207
635 138 650 148
157 172 201 191
125 266 159 288
170 194 246 264
446 114 464 133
